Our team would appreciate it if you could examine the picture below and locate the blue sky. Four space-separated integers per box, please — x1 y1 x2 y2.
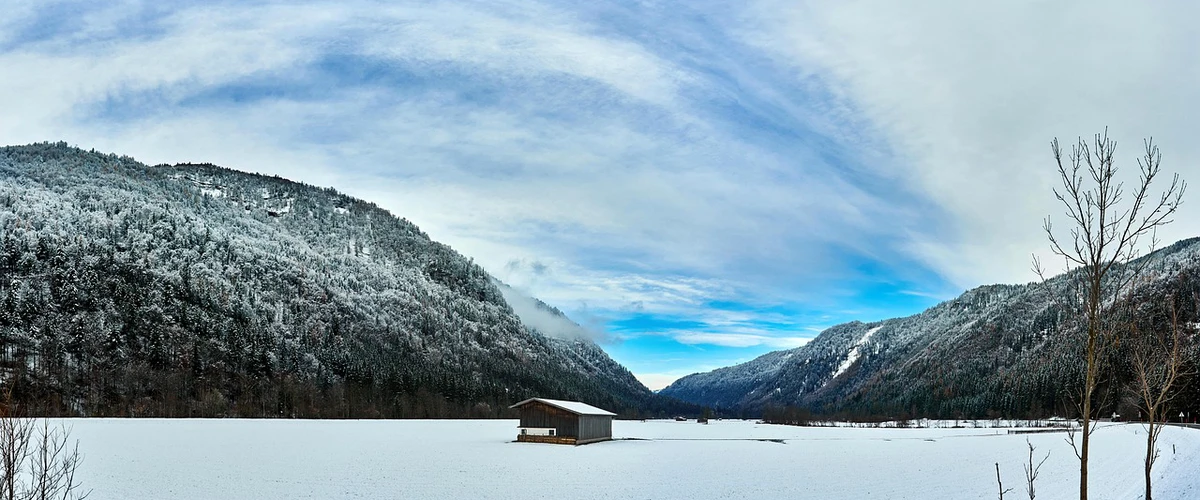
3 0 1200 389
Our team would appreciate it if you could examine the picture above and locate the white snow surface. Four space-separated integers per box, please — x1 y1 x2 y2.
830 325 881 381
65 419 1199 500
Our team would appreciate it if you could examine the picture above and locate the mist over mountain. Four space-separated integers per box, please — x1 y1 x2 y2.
661 240 1200 419
0 142 690 418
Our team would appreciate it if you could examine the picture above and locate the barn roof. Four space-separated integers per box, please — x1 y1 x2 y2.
509 398 617 416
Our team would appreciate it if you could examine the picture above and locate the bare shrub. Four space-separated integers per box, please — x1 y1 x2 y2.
1023 438 1049 500
995 462 1013 500
0 389 89 500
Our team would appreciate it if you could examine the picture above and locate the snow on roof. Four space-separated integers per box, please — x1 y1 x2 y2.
509 398 617 416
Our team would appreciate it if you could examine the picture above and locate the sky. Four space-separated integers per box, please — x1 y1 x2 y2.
3 0 1200 390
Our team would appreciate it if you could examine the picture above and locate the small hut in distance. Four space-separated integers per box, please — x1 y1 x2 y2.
510 398 616 445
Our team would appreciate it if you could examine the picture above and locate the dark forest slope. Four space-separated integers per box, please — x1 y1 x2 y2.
0 142 688 418
662 239 1200 419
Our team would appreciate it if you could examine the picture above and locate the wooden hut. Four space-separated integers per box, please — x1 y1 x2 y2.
510 398 616 445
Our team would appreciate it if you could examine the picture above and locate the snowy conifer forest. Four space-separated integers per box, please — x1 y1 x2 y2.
662 240 1200 420
0 142 693 418
3 142 1197 423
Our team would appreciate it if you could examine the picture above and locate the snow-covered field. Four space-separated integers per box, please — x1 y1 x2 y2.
63 418 1198 499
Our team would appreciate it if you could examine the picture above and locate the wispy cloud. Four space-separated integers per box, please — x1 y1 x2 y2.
11 0 1188 382
741 0 1200 288
673 333 812 349
0 2 948 353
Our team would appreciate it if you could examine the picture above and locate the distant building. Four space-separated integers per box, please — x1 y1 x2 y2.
510 398 616 445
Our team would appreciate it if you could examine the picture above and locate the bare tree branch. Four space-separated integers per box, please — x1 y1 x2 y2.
1024 438 1050 500
1130 292 1194 500
0 388 89 500
996 462 1014 500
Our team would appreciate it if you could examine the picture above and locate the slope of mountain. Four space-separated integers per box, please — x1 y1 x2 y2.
662 239 1200 418
0 142 687 418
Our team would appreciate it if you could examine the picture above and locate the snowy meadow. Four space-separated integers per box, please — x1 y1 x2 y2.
68 419 1198 500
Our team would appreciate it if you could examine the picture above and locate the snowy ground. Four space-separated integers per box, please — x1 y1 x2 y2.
61 418 1198 500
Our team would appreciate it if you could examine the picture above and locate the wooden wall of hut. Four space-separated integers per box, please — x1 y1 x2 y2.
577 415 612 443
519 401 580 437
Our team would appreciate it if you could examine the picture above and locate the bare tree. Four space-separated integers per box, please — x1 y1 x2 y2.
1034 129 1186 500
1023 438 1049 500
0 399 32 500
0 388 89 500
995 463 1013 500
1130 295 1193 500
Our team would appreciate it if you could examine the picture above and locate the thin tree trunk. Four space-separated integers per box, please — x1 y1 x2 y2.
1080 420 1089 500
1145 420 1154 500
1080 293 1098 500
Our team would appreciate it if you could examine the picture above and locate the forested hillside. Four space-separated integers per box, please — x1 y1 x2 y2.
0 142 689 418
662 240 1200 419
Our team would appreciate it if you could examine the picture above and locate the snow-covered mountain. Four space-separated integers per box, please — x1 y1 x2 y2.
0 142 689 418
662 240 1200 418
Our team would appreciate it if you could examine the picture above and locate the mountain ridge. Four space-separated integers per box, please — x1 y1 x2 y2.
661 238 1200 418
0 141 690 418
